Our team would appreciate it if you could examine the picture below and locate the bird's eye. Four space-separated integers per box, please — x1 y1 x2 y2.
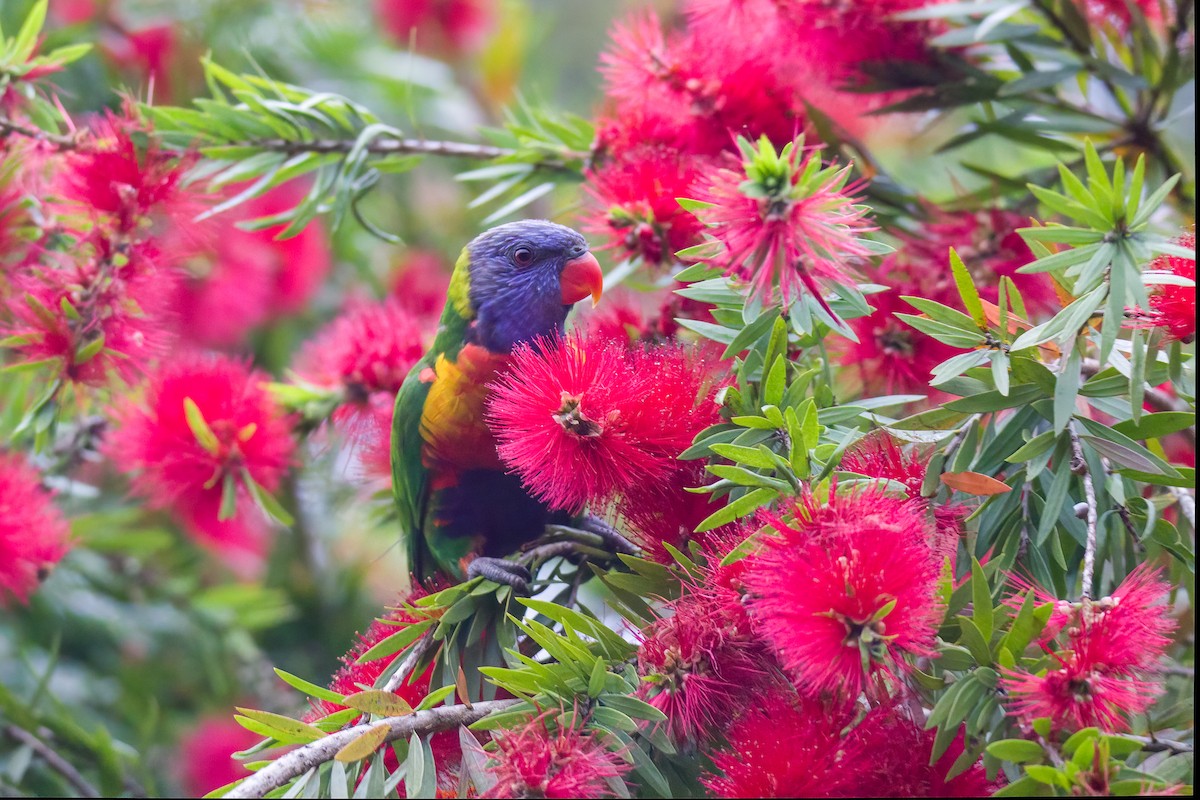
513 247 534 266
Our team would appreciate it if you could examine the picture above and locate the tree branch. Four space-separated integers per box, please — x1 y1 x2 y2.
1068 420 1099 600
225 699 519 799
1127 733 1193 755
225 136 583 173
0 117 78 149
380 631 435 694
0 113 586 172
2 724 100 798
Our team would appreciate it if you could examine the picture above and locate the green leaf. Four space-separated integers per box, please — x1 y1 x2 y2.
1113 412 1196 441
956 615 993 666
1076 417 1181 477
356 620 432 663
902 295 980 332
970 557 993 642
695 488 776 531
404 733 437 799
722 306 779 358
274 668 346 704
710 443 780 470
241 470 294 526
234 708 325 744
600 694 667 723
986 739 1046 763
949 248 987 328
1053 347 1082 434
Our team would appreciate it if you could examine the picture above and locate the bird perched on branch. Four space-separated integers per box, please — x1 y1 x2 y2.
391 219 615 591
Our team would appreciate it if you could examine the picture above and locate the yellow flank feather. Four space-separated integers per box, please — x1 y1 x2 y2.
419 344 509 472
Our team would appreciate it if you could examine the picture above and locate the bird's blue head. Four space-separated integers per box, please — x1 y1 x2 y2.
463 219 603 352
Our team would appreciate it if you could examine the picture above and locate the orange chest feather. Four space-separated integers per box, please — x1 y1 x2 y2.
419 344 509 473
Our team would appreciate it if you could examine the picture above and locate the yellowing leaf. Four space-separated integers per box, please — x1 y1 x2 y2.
340 690 413 717
334 723 391 763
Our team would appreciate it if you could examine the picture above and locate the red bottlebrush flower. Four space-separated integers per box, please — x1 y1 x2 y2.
598 11 807 157
50 0 100 24
584 145 710 267
844 705 1000 797
840 433 928 497
294 298 426 480
487 334 723 512
373 0 493 56
0 452 71 606
486 711 631 799
702 689 857 798
6 241 177 385
638 579 774 743
57 108 190 233
177 713 262 796
742 490 943 698
1004 565 1177 673
689 135 875 309
1128 232 1196 344
1001 643 1162 732
682 0 946 139
389 249 452 322
295 298 426 400
249 183 334 318
1076 565 1177 674
105 353 294 570
1000 566 1176 733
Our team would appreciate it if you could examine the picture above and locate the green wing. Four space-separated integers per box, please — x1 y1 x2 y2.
391 248 474 579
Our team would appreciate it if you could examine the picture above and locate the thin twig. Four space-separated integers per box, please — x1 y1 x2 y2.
0 116 79 149
380 630 435 694
2 724 100 798
1127 734 1193 755
1068 420 1099 600
225 699 519 799
1161 663 1194 678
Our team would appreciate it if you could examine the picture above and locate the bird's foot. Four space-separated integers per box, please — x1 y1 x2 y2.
467 557 532 595
579 514 639 556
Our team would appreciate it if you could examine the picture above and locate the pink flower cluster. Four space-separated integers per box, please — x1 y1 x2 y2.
0 453 71 606
585 1 947 270
1001 565 1177 732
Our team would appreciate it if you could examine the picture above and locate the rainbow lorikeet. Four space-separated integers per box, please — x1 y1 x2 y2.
391 220 613 591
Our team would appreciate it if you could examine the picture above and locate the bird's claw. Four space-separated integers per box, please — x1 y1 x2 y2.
580 514 639 556
467 557 532 595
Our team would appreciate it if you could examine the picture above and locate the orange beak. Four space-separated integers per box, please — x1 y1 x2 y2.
560 252 604 307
